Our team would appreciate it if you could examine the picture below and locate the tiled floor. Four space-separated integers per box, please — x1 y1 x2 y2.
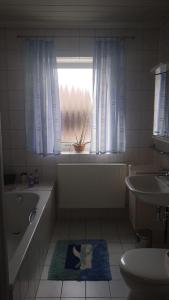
36 219 137 300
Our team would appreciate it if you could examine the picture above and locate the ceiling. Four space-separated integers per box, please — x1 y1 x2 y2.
0 0 169 29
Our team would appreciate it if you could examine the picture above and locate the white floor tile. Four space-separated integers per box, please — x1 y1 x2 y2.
86 298 111 300
61 298 85 300
109 253 122 265
61 281 85 297
122 243 136 252
108 242 123 253
36 219 134 300
36 298 60 300
110 266 123 280
86 281 110 298
109 280 129 298
86 299 126 300
36 280 62 298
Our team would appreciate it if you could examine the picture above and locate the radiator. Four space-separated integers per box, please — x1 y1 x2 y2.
56 163 128 208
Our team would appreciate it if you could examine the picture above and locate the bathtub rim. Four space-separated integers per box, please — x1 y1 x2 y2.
4 186 53 285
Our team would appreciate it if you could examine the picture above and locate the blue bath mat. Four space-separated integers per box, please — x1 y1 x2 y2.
48 239 112 281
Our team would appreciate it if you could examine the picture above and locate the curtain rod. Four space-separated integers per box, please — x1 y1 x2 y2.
155 71 169 76
17 35 135 40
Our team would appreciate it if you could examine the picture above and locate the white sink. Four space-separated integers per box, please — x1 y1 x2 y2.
125 175 169 207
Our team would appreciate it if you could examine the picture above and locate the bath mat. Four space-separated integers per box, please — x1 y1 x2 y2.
48 239 112 281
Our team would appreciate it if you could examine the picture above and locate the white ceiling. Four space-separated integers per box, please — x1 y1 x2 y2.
0 0 169 29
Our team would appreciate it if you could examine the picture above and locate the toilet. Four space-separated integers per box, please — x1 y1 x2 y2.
120 248 169 300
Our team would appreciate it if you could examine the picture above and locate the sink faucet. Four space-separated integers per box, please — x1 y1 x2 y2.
159 169 169 176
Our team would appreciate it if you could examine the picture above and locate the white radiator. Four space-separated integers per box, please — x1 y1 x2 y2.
56 163 128 208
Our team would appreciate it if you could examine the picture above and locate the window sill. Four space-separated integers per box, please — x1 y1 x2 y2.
61 151 90 155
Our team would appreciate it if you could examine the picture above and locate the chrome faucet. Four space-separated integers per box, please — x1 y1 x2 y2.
159 169 169 176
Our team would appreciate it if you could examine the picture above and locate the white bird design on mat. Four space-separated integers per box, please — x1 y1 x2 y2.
73 244 93 270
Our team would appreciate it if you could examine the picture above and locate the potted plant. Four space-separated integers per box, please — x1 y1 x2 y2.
73 120 90 153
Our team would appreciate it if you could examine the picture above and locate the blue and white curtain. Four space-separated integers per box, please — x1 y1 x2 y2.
91 38 126 154
24 39 61 155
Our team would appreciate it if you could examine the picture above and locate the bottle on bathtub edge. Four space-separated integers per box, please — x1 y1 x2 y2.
20 172 27 186
34 169 39 184
28 173 34 188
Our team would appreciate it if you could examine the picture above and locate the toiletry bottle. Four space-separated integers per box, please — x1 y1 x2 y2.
34 169 39 184
28 173 34 188
20 172 27 185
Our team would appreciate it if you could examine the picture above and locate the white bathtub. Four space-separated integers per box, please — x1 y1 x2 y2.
3 185 56 300
5 192 39 261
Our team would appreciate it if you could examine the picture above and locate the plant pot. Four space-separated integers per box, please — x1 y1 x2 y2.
73 143 86 153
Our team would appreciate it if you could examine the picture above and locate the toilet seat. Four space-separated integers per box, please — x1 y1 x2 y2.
120 248 169 285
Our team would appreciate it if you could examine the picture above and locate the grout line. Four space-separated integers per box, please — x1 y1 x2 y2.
60 280 64 298
85 280 86 299
108 280 112 297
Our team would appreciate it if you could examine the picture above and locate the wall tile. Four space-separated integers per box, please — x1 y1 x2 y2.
10 149 26 166
0 91 9 111
7 50 24 70
8 90 25 110
0 70 7 90
0 28 159 177
9 110 25 130
126 90 154 111
10 130 25 149
126 110 153 130
0 51 7 70
1 111 10 130
2 131 11 149
7 70 24 90
0 30 5 51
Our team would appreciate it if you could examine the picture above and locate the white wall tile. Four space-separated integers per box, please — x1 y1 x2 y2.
1 111 10 130
9 110 25 130
126 110 153 130
126 90 154 111
10 149 26 166
0 70 7 90
0 91 9 111
0 30 5 51
126 130 152 148
0 51 7 70
2 131 11 149
7 70 24 90
10 130 25 149
7 50 24 70
0 28 159 177
8 90 25 110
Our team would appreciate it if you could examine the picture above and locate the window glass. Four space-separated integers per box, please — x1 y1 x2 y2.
57 57 93 153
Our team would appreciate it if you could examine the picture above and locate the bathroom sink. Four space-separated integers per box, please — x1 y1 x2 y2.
125 175 169 207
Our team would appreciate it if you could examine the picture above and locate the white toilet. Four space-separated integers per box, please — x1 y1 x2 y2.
120 248 169 300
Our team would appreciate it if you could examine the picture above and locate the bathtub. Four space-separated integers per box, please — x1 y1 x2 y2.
4 185 56 300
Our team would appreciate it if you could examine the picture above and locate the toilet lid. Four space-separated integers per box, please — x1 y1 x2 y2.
120 248 169 284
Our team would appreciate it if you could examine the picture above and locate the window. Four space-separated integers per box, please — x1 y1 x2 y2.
153 63 169 138
57 57 93 153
